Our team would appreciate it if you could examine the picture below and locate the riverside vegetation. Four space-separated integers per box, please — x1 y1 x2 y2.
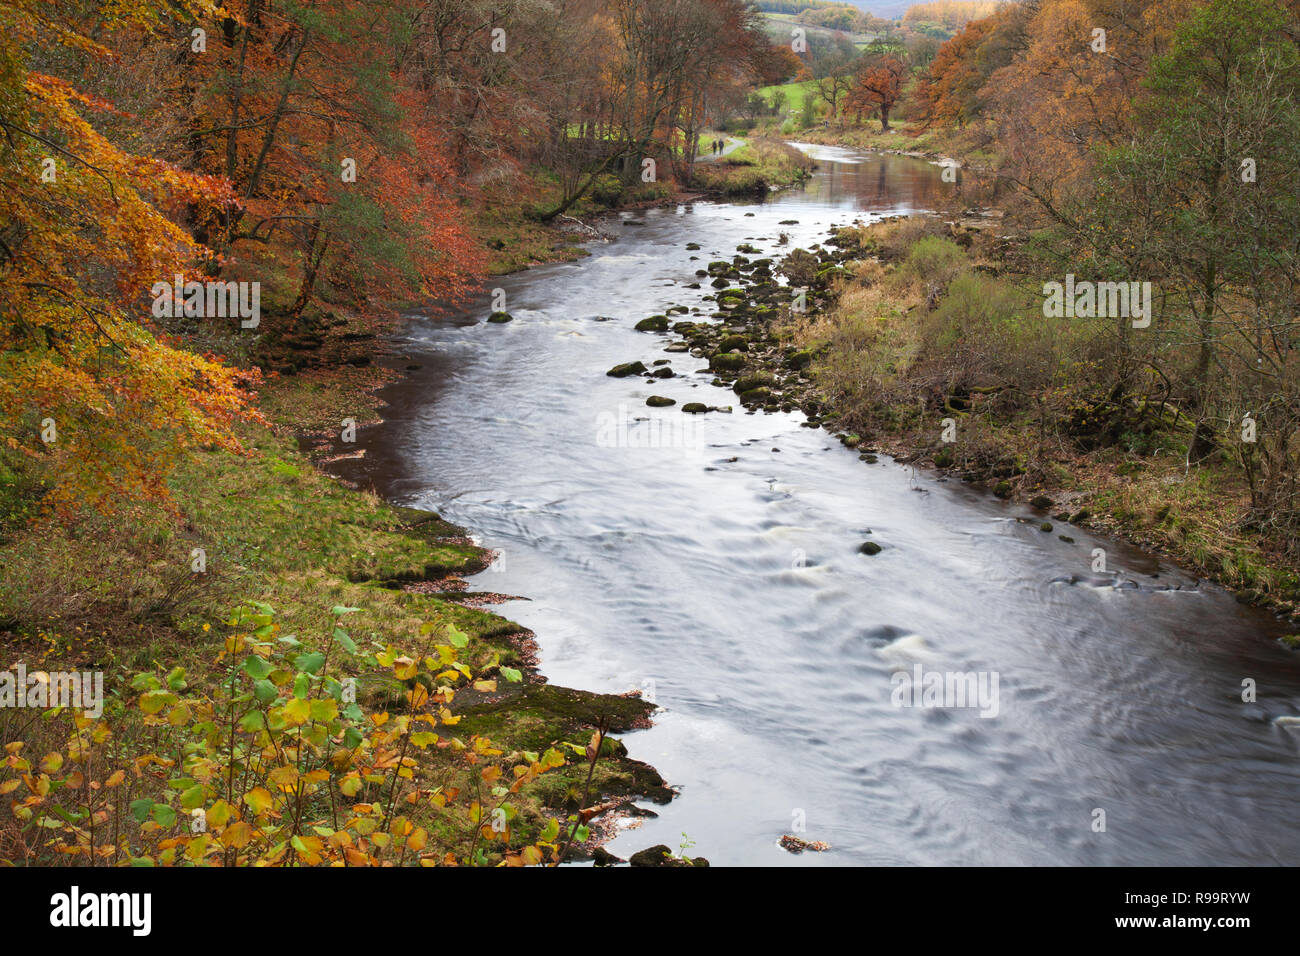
714 0 1300 635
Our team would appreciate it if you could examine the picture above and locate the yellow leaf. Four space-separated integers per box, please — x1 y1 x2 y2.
243 787 273 815
220 821 253 849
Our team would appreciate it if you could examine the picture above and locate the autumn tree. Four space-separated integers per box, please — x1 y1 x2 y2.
0 0 254 513
848 53 907 130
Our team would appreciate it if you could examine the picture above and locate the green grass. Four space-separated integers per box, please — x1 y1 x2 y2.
756 78 818 113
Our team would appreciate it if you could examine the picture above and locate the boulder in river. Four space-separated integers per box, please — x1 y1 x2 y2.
635 315 669 332
859 541 882 556
607 361 647 378
487 311 513 323
682 403 709 414
628 845 708 867
732 372 776 394
646 395 676 407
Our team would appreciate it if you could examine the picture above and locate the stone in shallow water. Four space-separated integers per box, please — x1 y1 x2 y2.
606 361 646 378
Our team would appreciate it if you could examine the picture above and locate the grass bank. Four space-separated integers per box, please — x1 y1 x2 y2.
689 137 816 197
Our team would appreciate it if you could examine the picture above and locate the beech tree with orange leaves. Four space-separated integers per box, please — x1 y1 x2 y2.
0 0 256 513
848 54 907 131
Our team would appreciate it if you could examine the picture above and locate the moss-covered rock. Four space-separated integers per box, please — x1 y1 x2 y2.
635 315 669 332
733 372 776 394
710 352 747 372
606 361 647 378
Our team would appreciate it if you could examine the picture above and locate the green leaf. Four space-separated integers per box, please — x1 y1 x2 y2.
129 673 160 692
165 666 188 691
446 625 469 648
179 786 206 811
242 656 273 680
294 651 326 675
499 666 523 683
139 690 178 715
150 804 177 827
333 627 357 654
252 679 278 704
330 606 361 616
129 799 153 823
238 710 266 732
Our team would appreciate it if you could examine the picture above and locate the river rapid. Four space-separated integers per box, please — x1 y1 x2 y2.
329 144 1300 866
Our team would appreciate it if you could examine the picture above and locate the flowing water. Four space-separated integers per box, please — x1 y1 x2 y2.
328 145 1300 866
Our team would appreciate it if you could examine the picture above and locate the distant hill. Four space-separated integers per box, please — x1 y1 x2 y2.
756 0 912 19
833 0 914 16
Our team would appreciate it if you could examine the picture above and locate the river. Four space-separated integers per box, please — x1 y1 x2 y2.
328 144 1300 866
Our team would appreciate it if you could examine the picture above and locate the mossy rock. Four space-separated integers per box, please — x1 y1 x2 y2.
717 334 748 353
682 403 709 414
685 242 701 250
858 541 882 556
710 352 747 371
635 315 669 332
1029 495 1053 510
993 481 1012 499
646 395 676 407
733 372 776 394
785 349 814 370
607 361 647 378
629 844 709 867
487 311 513 323
455 683 655 750
1040 522 1053 532
738 387 773 405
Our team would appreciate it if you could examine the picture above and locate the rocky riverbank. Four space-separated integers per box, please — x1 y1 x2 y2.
600 213 1300 640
